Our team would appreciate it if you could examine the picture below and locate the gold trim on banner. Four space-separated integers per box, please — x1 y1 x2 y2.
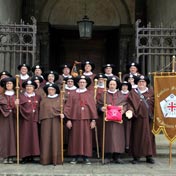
152 75 176 144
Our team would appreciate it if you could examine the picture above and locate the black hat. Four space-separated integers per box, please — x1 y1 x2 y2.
31 65 44 73
126 62 140 71
134 75 150 85
94 73 107 80
43 83 60 95
17 64 31 71
22 80 37 89
102 64 116 73
0 71 12 79
75 75 91 88
81 61 95 71
44 71 59 82
31 76 43 83
64 75 75 84
124 74 138 82
60 64 72 70
107 76 121 89
0 77 16 88
119 81 132 91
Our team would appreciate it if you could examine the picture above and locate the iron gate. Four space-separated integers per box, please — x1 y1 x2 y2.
0 16 37 75
135 19 176 74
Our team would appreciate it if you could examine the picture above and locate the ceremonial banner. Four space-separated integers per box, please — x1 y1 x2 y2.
153 75 176 142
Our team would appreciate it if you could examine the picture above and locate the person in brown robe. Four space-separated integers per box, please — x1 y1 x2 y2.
122 62 141 81
57 64 72 90
43 70 59 85
17 80 41 163
64 75 98 164
81 61 96 94
97 77 126 164
119 81 132 153
31 65 46 88
126 75 156 164
0 77 16 164
17 64 31 93
0 71 12 95
31 76 46 98
39 83 64 165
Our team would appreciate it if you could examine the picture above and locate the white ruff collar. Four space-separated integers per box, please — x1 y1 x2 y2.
132 84 138 89
62 74 70 78
76 88 87 93
65 85 77 90
20 74 29 80
48 94 58 98
24 92 35 97
121 90 129 94
135 87 148 94
5 90 15 96
105 73 113 77
108 89 117 94
83 72 93 76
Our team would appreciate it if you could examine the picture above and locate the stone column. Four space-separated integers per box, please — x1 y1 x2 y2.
118 24 135 73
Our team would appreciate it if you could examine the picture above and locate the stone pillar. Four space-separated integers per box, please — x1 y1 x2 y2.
37 22 50 70
118 25 135 73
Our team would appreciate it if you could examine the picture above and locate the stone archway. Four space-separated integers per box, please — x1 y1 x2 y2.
37 0 135 72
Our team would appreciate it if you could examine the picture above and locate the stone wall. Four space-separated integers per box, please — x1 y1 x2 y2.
0 0 22 23
147 0 176 27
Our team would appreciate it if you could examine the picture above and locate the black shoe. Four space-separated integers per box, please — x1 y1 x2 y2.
146 157 155 164
115 158 125 164
83 158 91 165
20 158 28 164
131 157 140 164
70 158 78 164
103 158 111 164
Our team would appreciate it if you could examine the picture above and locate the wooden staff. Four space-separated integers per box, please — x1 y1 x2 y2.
118 72 122 82
172 55 175 72
102 78 107 164
94 79 100 158
60 81 65 164
15 75 20 164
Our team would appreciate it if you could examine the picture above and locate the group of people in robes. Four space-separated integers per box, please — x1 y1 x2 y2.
0 60 156 165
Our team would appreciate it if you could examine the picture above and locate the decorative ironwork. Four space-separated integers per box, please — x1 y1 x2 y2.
135 19 176 74
0 16 37 75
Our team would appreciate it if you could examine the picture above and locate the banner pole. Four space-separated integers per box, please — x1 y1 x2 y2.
169 142 172 167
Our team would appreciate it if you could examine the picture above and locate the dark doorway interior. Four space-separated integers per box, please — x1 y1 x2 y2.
49 27 119 74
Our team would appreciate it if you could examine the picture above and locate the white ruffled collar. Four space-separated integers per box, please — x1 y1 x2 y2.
4 90 15 96
108 89 118 94
24 92 35 97
105 73 113 77
48 94 58 98
83 72 93 76
76 88 87 93
121 90 129 94
135 87 148 94
20 74 29 80
65 85 77 90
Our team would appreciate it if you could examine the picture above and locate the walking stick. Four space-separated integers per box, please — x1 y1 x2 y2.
15 75 20 164
102 78 107 164
118 72 122 82
60 81 65 164
94 79 100 158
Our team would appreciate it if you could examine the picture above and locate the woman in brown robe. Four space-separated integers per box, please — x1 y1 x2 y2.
0 77 16 164
126 75 156 164
64 75 98 164
18 80 41 163
39 83 64 165
97 77 127 164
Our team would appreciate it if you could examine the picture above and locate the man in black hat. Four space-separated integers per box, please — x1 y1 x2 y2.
0 71 12 94
44 70 59 85
31 65 46 87
17 64 31 93
81 61 96 94
126 75 156 164
57 64 72 89
64 75 98 165
122 62 141 81
102 64 119 80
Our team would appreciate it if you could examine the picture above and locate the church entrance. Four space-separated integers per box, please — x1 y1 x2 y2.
49 27 120 74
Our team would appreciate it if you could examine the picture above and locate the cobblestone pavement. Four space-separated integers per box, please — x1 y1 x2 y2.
0 157 176 176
